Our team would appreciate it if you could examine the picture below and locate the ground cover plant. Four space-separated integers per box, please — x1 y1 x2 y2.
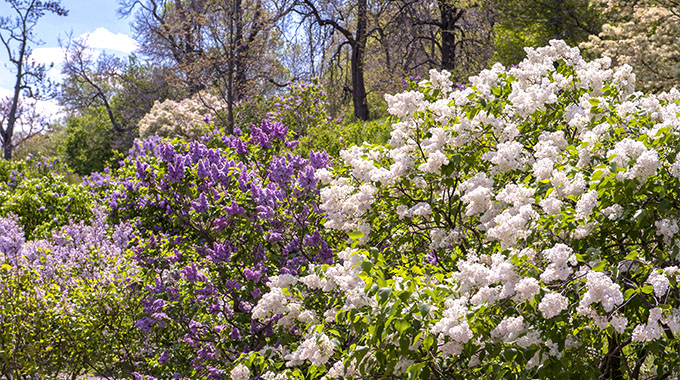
2 41 680 379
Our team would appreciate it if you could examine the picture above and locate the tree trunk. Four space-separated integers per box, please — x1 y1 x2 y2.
438 0 463 71
599 334 624 380
3 41 26 161
351 0 369 121
3 141 12 160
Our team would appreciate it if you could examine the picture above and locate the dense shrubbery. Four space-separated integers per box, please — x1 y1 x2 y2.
267 80 392 157
239 41 680 379
0 209 142 378
0 156 92 239
61 107 119 175
3 41 680 379
88 120 340 378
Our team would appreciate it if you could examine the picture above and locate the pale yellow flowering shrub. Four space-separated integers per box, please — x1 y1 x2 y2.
138 92 226 139
582 0 680 92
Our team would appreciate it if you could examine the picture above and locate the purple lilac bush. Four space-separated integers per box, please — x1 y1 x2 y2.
0 208 142 378
96 119 338 378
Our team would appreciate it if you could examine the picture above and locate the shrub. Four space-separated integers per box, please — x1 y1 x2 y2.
238 40 680 379
296 118 393 158
98 120 339 377
61 108 118 175
268 80 331 138
0 210 141 378
139 91 225 139
0 156 93 239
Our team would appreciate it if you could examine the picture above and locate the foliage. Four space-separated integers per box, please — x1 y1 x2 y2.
138 91 224 140
94 120 339 377
0 156 92 239
262 79 392 157
269 80 331 138
237 41 680 379
494 0 604 65
296 118 392 158
61 107 118 175
11 123 67 161
6 35 680 380
0 210 142 379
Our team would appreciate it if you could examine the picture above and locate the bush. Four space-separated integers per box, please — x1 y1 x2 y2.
238 41 680 379
0 210 142 378
61 108 119 175
0 156 93 239
138 91 224 139
296 118 392 158
96 120 339 377
268 80 331 138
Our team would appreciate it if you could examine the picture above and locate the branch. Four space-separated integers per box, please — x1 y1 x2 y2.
299 0 355 44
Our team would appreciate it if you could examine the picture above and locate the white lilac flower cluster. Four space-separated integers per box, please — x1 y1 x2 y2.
253 249 373 318
139 91 226 139
238 40 680 377
582 0 680 92
284 331 335 367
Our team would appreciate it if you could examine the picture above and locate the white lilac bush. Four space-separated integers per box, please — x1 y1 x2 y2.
582 0 680 93
239 40 680 379
139 91 226 139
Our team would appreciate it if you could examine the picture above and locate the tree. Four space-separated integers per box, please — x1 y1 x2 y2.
119 0 295 133
0 96 50 158
0 0 67 160
60 39 173 151
201 0 294 132
119 0 208 95
61 40 129 135
494 0 603 65
402 0 495 73
57 39 176 173
297 0 372 121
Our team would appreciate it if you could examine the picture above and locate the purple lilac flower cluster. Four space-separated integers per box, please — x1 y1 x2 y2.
98 119 336 377
1 207 136 309
0 207 142 378
267 80 334 138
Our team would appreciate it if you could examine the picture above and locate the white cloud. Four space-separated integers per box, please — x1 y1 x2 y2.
23 27 138 88
27 47 67 83
0 86 11 98
82 27 139 54
1 27 138 124
29 47 66 67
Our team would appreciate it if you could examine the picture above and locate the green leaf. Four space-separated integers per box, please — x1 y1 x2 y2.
348 231 364 240
422 335 434 351
398 291 412 303
624 288 636 300
624 251 638 260
378 287 392 304
592 261 606 272
418 302 432 318
395 319 411 334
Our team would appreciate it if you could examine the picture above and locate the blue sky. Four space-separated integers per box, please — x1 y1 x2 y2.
0 0 138 109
